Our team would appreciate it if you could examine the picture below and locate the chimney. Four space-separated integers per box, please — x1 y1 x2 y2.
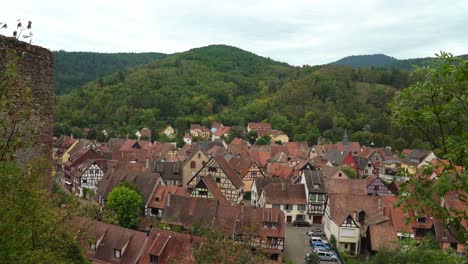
145 158 149 169
281 182 285 191
166 193 171 207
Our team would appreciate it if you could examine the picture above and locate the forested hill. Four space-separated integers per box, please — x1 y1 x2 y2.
332 53 468 69
332 54 399 68
53 51 167 94
55 44 425 149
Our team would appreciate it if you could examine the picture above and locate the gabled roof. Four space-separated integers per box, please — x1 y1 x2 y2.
369 224 397 251
249 150 271 168
268 163 294 179
327 194 380 226
355 156 372 171
152 161 182 181
263 183 307 205
323 149 350 165
161 195 285 241
269 151 289 163
326 178 367 195
303 170 326 194
72 217 147 264
403 149 432 165
97 162 161 203
148 185 188 210
193 176 230 205
213 155 244 189
140 228 201 264
253 177 290 197
248 122 272 131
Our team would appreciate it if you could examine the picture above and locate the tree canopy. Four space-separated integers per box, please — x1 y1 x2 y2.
106 185 143 229
390 52 468 242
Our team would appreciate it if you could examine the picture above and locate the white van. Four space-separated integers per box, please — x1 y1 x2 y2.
316 249 338 262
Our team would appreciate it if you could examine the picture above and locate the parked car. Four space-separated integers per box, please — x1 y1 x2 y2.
306 229 325 237
312 241 331 250
316 249 338 262
293 220 310 227
313 247 336 256
309 236 322 244
306 228 322 235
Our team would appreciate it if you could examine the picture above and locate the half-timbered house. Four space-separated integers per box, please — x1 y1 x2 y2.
301 170 327 224
187 155 244 204
323 194 381 256
365 175 393 196
161 195 286 261
355 157 375 178
152 161 182 186
258 182 307 224
189 176 230 204
181 147 209 187
71 159 110 197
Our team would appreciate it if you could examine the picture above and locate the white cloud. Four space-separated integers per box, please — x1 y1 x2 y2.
1 0 467 65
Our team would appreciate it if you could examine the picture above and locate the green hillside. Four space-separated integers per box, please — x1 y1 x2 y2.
53 51 167 94
55 45 421 148
332 54 398 68
332 53 468 69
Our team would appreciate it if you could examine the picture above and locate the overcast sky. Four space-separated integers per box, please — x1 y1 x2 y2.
2 0 468 65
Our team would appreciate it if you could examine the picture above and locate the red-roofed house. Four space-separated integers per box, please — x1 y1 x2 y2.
187 155 244 204
258 183 307 224
190 124 211 139
247 122 272 132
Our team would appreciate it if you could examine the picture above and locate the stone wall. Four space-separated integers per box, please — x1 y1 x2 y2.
0 35 54 159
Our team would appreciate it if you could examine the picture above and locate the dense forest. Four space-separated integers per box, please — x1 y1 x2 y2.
55 45 431 149
332 53 468 69
54 51 167 94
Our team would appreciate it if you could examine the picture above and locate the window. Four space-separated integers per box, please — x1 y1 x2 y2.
358 211 365 222
318 194 325 201
311 194 317 201
190 161 196 169
374 185 379 191
313 184 319 189
114 249 121 258
83 179 87 184
350 163 355 167
202 161 206 166
199 190 208 196
417 217 426 223
368 163 372 167
284 204 293 210
150 254 159 264
89 242 96 251
263 222 270 228
364 169 368 173
155 197 160 202
198 153 201 159
338 173 342 177
252 171 257 178
271 222 278 229
298 204 306 211
215 177 221 183
208 167 217 172
272 204 280 209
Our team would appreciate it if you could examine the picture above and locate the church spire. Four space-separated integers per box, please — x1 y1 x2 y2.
343 129 349 146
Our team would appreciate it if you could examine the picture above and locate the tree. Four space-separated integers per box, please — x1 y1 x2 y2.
390 52 468 242
106 186 143 228
246 130 258 144
340 165 356 179
369 235 464 264
255 135 271 145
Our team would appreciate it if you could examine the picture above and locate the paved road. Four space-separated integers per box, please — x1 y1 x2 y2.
284 224 338 264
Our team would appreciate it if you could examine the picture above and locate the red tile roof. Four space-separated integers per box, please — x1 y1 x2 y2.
248 122 272 131
213 155 244 189
263 183 307 205
325 178 367 195
72 217 147 264
140 228 201 264
148 185 188 210
268 163 294 179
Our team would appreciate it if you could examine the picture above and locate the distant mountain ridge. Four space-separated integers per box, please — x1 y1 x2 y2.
332 53 468 69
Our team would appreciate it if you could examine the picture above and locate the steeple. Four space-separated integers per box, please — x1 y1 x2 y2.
343 129 349 146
